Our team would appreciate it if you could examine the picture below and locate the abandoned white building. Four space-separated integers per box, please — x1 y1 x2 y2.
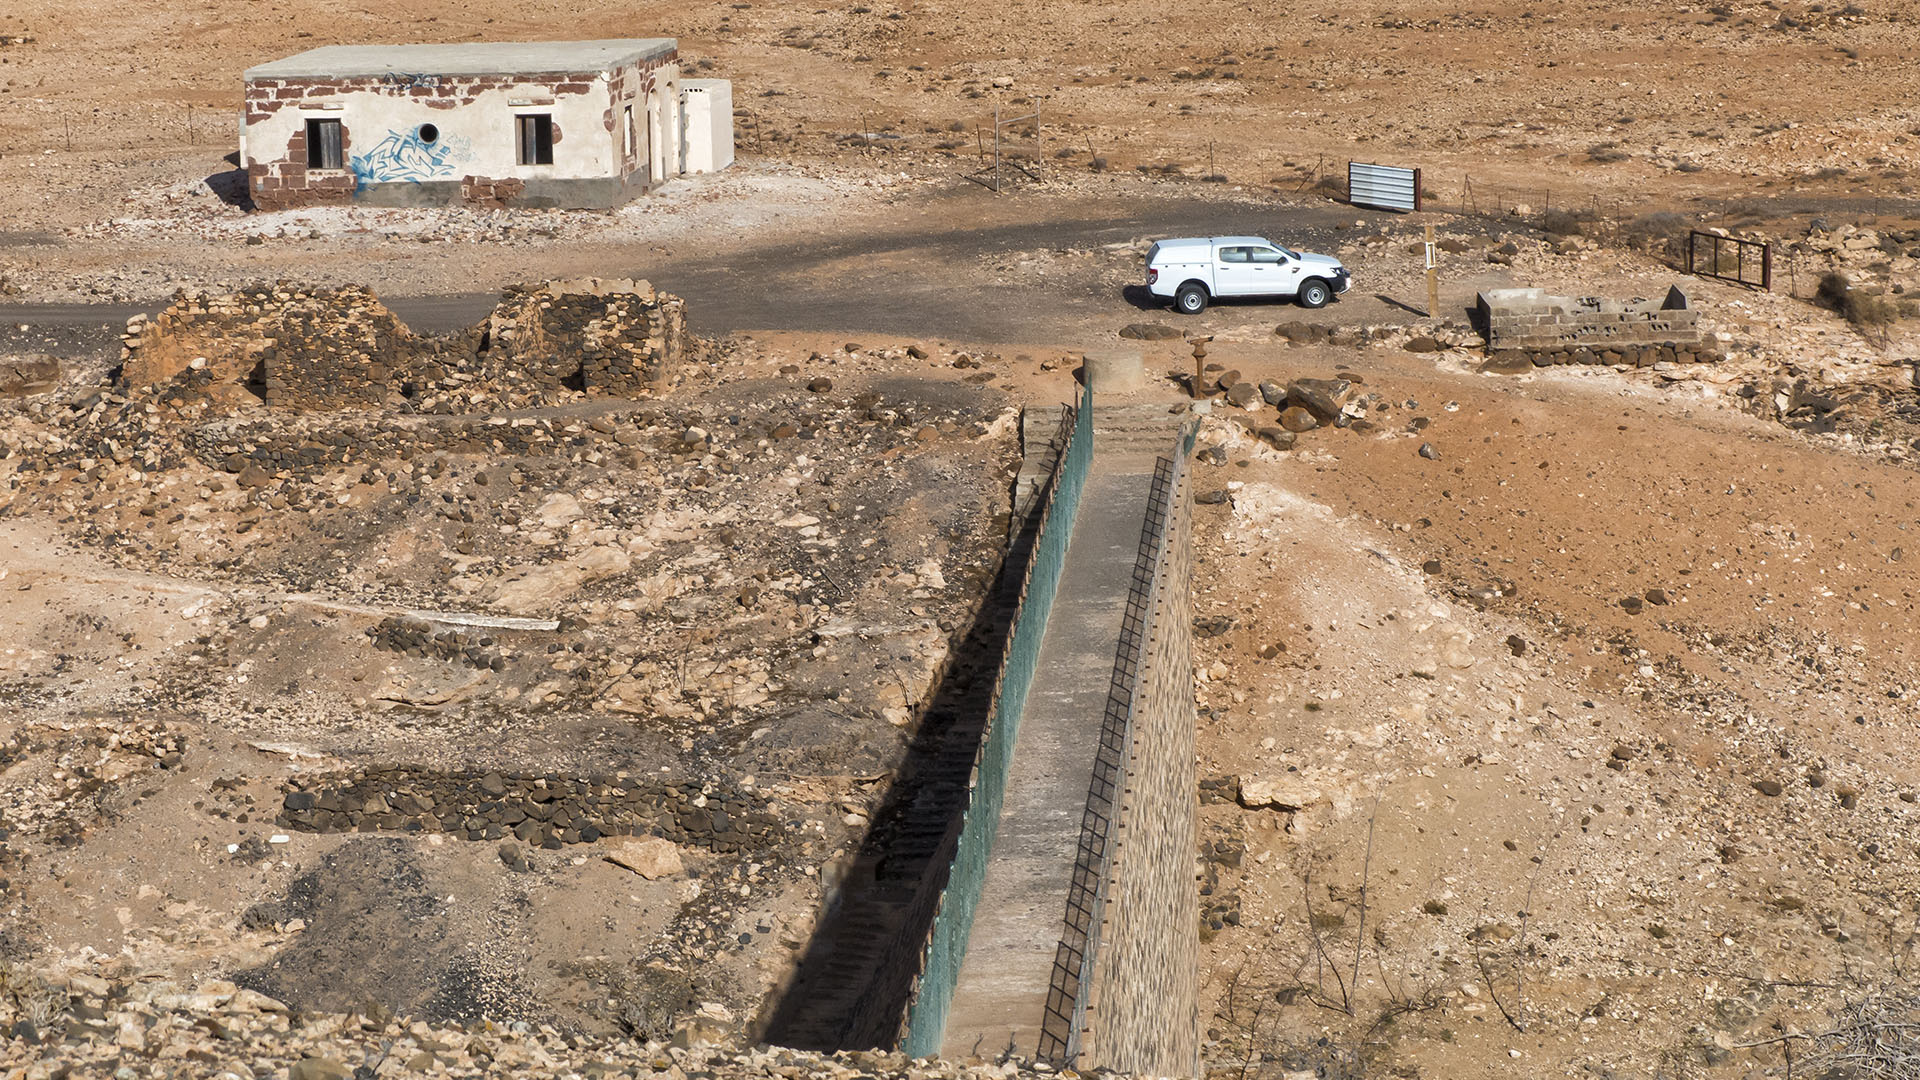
240 39 733 211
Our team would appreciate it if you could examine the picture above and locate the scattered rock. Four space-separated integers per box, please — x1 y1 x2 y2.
1119 323 1182 341
1403 335 1443 353
1753 778 1785 797
1417 442 1439 460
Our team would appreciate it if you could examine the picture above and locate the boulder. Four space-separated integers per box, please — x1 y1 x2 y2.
0 355 58 397
1286 378 1354 419
1237 775 1319 811
1278 406 1320 433
1254 427 1297 451
605 837 686 879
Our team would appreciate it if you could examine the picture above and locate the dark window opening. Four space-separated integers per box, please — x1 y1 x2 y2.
517 114 554 166
418 123 439 144
305 118 343 170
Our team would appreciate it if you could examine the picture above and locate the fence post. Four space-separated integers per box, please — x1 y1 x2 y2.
1762 243 1774 292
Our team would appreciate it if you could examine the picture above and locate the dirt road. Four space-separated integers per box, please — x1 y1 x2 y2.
0 193 1398 343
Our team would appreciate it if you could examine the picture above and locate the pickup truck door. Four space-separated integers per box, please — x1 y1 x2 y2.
1247 246 1299 296
1213 245 1264 297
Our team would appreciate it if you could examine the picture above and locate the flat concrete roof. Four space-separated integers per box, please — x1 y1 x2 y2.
244 39 676 80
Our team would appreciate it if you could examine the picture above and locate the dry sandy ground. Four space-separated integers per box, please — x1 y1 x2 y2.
6 0 1920 305
1178 340 1920 1078
5 0 1920 213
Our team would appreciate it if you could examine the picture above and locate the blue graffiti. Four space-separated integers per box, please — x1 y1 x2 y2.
349 126 467 188
379 72 441 89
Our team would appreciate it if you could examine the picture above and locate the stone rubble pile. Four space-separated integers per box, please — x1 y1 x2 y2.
1197 369 1409 452
278 768 782 854
0 964 1079 1080
365 616 509 671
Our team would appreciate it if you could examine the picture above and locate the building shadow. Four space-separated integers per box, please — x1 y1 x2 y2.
208 152 255 211
756 461 1048 1051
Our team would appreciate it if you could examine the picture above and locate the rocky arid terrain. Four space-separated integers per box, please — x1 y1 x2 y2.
5 0 1920 1078
0 284 1091 1070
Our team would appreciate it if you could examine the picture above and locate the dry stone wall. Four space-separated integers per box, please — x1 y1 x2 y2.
120 280 686 411
1085 459 1200 1078
277 766 780 855
485 278 687 393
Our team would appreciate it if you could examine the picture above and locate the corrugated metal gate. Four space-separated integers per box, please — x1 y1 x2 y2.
1348 161 1422 213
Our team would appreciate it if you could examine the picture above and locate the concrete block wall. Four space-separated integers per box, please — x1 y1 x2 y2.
1479 285 1702 352
1084 457 1200 1078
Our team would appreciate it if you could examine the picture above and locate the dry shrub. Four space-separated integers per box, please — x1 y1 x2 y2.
1540 208 1596 236
1817 271 1898 334
1620 211 1688 251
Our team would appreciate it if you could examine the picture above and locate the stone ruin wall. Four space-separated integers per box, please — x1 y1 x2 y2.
484 278 687 395
120 279 687 410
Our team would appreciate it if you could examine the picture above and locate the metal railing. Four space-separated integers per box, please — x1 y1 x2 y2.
898 382 1094 1056
1036 420 1197 1066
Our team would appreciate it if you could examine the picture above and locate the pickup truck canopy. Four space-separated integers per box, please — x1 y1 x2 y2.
1148 236 1295 260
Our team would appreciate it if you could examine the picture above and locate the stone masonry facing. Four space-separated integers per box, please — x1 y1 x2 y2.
119 279 687 411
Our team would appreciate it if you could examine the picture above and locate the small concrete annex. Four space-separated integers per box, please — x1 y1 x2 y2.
241 39 732 211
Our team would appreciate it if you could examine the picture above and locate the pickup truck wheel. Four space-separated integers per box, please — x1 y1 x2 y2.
1175 283 1209 314
1297 279 1332 309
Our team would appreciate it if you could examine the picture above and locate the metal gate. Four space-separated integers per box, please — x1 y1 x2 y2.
1686 230 1772 291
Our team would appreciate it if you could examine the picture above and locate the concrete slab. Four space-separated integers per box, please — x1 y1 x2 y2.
939 463 1157 1060
244 40 676 80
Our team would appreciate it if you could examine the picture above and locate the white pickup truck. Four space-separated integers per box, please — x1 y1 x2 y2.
1145 235 1352 314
